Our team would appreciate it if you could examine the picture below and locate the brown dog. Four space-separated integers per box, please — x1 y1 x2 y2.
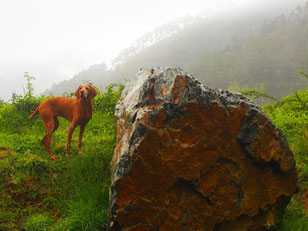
29 84 97 160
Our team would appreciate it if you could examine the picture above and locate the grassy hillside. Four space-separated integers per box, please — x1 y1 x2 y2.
0 80 307 230
0 84 122 230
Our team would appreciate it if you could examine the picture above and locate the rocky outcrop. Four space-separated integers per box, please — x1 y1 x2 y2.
110 67 298 231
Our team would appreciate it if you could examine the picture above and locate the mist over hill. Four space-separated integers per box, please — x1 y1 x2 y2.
48 0 308 99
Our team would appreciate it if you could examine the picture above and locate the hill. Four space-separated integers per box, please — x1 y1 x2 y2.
48 1 308 99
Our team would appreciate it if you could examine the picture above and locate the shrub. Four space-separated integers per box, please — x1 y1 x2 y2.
264 89 308 182
93 83 124 115
264 89 308 229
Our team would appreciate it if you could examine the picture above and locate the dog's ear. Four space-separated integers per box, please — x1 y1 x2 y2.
89 86 97 99
75 86 81 99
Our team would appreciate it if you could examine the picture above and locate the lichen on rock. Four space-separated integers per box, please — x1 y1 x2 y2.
110 67 298 231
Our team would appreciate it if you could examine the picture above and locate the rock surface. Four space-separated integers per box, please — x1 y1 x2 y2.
110 67 298 231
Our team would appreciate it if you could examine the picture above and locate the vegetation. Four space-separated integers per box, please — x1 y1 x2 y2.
0 79 123 230
49 1 308 101
1 0 307 229
1 74 307 230
234 71 308 230
263 89 308 230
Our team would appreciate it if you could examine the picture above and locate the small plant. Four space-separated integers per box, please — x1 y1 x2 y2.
23 213 54 231
62 91 74 98
23 72 36 99
0 98 5 108
241 89 278 101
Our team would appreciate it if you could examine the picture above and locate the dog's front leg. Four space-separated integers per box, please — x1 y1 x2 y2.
66 122 77 157
78 125 86 154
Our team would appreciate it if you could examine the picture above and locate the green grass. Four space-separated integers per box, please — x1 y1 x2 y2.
0 86 120 230
276 199 308 231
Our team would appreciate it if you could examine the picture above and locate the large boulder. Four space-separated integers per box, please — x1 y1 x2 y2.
110 67 298 231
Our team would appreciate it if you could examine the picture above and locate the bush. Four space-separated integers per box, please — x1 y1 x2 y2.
0 94 48 133
264 89 308 183
264 89 308 230
93 83 124 115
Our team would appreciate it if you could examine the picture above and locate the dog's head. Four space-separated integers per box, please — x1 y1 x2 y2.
75 84 97 99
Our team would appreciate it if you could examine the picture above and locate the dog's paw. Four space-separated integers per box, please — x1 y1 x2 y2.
50 155 59 160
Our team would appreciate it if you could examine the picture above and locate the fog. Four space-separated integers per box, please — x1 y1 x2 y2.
0 0 305 100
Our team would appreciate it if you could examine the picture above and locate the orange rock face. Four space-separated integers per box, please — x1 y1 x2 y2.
110 67 298 231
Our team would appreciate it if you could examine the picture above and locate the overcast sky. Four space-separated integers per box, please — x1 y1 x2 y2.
0 0 300 100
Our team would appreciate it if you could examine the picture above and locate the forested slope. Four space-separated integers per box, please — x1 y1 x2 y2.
49 1 308 99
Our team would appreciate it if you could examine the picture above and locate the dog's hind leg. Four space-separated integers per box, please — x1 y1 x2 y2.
42 117 58 144
41 115 58 160
53 116 59 132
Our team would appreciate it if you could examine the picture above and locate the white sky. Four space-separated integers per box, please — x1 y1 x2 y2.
0 0 252 100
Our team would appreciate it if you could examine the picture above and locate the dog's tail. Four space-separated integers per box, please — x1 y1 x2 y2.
28 107 39 120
